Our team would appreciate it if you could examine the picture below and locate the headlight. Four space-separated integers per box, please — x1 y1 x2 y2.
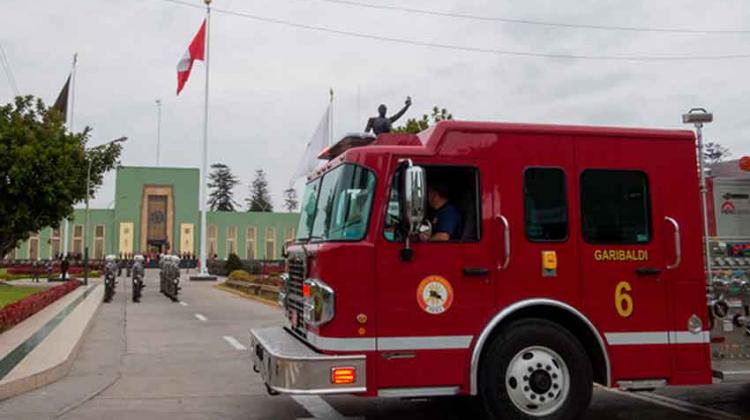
302 278 335 327
173 279 179 284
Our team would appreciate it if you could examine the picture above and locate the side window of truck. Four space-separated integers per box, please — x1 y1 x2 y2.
524 167 568 241
580 170 651 244
384 166 480 242
384 170 403 241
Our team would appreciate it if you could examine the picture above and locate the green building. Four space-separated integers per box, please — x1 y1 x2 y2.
6 166 299 261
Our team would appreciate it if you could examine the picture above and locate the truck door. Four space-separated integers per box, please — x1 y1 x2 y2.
492 133 580 312
375 160 495 391
575 137 672 381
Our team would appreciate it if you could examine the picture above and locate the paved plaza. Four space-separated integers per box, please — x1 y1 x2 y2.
0 270 747 420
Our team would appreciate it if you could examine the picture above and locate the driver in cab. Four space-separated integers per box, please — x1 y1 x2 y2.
420 183 463 242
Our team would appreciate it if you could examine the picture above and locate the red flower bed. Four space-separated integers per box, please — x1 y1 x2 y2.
261 262 285 275
7 266 89 275
0 280 81 333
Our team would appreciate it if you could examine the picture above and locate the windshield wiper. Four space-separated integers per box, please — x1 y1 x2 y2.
299 235 326 243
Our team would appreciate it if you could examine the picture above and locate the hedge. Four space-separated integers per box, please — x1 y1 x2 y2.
228 270 252 282
208 259 285 277
0 280 81 333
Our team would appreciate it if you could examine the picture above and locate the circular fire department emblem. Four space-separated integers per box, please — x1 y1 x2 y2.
417 275 454 315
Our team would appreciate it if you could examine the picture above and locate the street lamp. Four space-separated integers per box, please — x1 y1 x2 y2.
682 108 713 284
84 136 127 286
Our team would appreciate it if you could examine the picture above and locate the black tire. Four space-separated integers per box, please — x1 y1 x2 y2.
478 318 593 420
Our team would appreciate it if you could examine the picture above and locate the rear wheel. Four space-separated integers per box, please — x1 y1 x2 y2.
478 319 592 420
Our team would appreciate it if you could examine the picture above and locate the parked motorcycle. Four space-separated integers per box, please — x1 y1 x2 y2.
161 255 182 302
103 255 118 303
132 254 145 303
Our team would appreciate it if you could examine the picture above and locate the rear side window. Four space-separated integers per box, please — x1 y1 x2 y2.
524 168 568 241
581 170 651 244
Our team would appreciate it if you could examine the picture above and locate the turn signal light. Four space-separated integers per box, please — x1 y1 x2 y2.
331 367 356 385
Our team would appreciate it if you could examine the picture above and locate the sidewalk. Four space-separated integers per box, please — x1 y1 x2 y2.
0 282 102 400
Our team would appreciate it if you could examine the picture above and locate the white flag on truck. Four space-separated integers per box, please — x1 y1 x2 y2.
289 104 330 186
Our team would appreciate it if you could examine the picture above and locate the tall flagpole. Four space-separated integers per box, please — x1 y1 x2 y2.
356 85 361 132
62 53 77 258
329 88 334 146
155 99 162 166
198 0 211 275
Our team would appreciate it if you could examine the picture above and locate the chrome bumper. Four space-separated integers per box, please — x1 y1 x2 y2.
250 327 367 394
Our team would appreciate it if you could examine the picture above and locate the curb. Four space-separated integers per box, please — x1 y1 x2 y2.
0 284 102 401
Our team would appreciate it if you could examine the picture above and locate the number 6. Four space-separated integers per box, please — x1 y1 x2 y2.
615 281 633 318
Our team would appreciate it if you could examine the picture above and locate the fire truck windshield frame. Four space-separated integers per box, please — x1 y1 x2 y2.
296 164 376 242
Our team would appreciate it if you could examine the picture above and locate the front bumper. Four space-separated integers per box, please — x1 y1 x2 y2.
250 327 367 394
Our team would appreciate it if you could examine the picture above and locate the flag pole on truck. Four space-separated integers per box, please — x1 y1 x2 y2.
682 107 714 284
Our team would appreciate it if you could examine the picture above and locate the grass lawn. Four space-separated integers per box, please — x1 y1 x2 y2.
0 285 42 309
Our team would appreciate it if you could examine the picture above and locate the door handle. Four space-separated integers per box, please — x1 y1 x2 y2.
463 267 489 276
664 216 681 270
496 214 511 270
635 267 662 276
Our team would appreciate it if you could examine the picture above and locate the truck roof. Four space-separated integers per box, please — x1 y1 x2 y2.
310 120 696 179
422 120 695 142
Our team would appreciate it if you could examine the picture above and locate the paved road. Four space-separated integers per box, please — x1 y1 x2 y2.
0 270 746 420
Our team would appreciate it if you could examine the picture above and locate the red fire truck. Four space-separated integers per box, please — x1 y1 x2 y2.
251 120 750 419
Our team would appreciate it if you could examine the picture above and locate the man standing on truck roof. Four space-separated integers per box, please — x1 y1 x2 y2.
421 183 463 242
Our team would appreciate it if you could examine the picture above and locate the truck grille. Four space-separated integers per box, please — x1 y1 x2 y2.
287 255 306 338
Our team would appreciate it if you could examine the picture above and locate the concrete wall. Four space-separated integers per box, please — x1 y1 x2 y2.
11 209 115 259
7 166 299 260
114 166 200 254
206 211 299 260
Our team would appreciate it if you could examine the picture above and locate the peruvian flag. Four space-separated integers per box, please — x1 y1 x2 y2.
176 19 206 95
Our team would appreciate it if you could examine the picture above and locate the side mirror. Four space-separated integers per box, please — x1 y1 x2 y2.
281 239 293 258
400 163 425 262
403 165 426 235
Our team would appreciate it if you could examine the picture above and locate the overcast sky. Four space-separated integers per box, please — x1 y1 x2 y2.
3 0 750 209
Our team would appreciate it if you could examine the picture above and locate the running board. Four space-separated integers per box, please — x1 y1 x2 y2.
377 386 460 398
712 359 750 382
617 379 667 391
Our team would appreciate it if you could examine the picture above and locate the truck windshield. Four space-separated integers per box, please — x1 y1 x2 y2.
296 164 376 242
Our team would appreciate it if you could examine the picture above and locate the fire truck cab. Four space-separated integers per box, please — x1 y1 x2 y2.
251 120 734 419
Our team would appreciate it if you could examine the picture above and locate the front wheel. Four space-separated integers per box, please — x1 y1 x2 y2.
478 319 593 420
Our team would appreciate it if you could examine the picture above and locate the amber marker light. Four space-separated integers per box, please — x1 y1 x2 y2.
331 367 356 385
740 156 750 172
303 282 311 298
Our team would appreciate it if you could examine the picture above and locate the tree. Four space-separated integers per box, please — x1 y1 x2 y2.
704 141 731 166
246 169 273 212
0 96 121 257
394 106 453 134
225 252 243 272
283 187 299 212
207 163 239 211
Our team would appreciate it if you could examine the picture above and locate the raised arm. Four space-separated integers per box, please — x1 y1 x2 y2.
388 96 412 123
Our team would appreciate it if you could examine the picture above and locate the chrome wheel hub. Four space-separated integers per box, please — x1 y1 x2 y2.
505 346 570 417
